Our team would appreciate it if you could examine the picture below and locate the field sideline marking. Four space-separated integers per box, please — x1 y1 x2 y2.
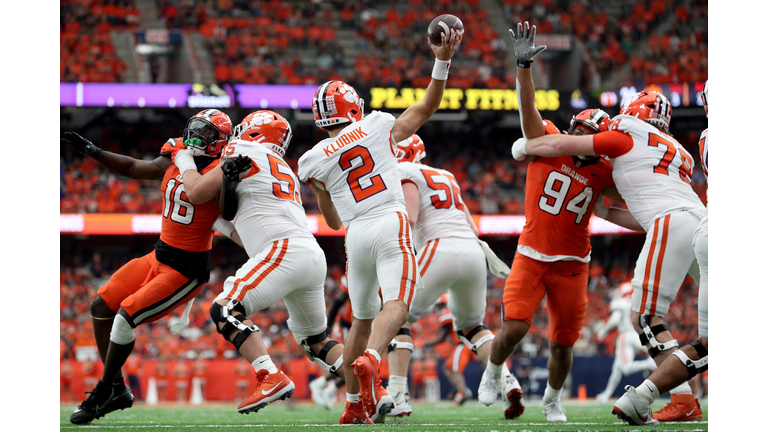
60 421 708 429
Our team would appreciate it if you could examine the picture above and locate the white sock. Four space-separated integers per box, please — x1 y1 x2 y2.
486 359 503 376
669 381 692 395
543 382 562 402
251 355 279 374
502 362 512 379
636 380 660 402
365 349 381 364
389 375 408 388
346 392 360 403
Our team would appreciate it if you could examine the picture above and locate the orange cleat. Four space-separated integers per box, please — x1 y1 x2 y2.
237 370 295 414
339 401 373 424
352 352 394 423
652 394 703 422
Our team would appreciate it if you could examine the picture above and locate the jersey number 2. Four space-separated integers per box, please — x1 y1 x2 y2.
339 146 387 202
539 171 593 224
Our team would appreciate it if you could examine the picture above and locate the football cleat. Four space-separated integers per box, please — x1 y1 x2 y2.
651 394 703 421
237 370 295 414
309 377 328 409
478 366 502 406
542 397 567 422
103 383 134 416
387 388 412 417
321 380 339 410
340 401 374 424
454 388 472 406
352 352 394 423
612 385 660 426
70 382 115 425
596 391 610 405
503 374 525 419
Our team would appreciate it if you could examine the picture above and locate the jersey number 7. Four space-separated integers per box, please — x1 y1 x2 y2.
648 134 693 185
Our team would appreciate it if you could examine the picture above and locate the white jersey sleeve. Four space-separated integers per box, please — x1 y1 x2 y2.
398 162 476 251
224 140 314 257
297 111 406 227
608 115 705 230
698 128 708 180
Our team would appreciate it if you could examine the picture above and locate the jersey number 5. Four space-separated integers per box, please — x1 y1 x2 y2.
339 146 387 202
267 154 301 203
421 169 465 210
539 171 593 224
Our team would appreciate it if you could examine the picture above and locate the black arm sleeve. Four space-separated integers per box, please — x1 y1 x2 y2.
220 176 239 221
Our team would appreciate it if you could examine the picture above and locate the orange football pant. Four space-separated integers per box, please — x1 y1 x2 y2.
502 252 588 346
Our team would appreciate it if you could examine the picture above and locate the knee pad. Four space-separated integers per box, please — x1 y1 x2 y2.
210 299 259 350
637 314 678 358
110 314 136 345
301 330 344 377
672 341 708 379
456 325 494 354
388 328 414 353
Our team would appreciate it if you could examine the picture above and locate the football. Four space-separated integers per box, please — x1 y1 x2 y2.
427 14 464 46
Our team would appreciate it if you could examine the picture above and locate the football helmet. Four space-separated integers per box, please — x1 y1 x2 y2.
701 80 708 117
567 108 611 135
312 80 365 130
232 110 293 157
620 90 672 132
616 282 633 299
395 134 426 163
183 109 232 158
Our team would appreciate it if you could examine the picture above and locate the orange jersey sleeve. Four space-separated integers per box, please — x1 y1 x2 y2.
518 154 614 258
592 131 634 158
158 138 221 252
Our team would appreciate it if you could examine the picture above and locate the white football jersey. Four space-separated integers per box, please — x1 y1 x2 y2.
698 128 708 181
397 161 476 250
223 139 314 257
608 115 705 230
298 111 406 227
608 297 634 334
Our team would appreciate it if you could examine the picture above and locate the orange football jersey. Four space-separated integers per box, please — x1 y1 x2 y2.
158 138 221 252
518 121 615 259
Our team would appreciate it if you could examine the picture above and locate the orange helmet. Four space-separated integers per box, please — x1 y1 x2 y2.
312 80 365 130
232 110 293 157
395 134 426 163
620 90 672 132
183 109 232 158
616 282 633 299
568 108 611 135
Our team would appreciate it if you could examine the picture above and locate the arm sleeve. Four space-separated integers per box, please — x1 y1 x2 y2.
592 131 634 158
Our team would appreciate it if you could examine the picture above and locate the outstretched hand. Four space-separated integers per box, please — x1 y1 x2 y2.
428 28 463 61
508 21 547 64
62 131 102 157
221 155 253 182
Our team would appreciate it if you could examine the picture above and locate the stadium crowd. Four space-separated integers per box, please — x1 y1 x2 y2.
60 0 707 89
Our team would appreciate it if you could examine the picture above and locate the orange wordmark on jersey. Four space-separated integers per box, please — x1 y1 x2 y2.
519 124 615 258
159 138 221 252
323 127 368 157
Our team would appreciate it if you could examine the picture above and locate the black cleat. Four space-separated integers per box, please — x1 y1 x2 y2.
102 384 135 416
70 383 115 425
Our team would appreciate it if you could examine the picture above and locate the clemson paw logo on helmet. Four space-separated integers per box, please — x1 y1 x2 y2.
338 84 360 103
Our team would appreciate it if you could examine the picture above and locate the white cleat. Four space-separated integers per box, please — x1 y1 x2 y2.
502 374 525 419
309 377 328 409
596 392 610 405
387 389 412 417
322 381 338 410
612 385 659 426
542 397 567 422
478 368 502 406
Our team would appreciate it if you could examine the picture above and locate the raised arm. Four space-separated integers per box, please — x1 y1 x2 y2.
510 22 547 139
391 30 463 143
513 133 596 160
62 131 169 180
402 182 421 227
172 150 224 204
311 182 343 230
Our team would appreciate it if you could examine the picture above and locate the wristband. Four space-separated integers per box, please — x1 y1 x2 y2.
511 137 528 161
89 147 103 158
517 59 532 68
431 58 451 80
174 150 197 174
212 216 235 238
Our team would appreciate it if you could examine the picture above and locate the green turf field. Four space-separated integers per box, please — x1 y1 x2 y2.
60 398 708 431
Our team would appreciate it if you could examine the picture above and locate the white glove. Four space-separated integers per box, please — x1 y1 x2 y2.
511 137 528 161
478 239 510 278
174 149 197 174
170 298 195 334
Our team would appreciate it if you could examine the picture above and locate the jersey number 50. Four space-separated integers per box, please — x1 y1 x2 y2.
421 169 465 210
539 171 593 224
339 146 387 202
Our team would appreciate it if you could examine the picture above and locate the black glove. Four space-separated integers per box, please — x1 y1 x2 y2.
221 155 253 182
61 131 103 158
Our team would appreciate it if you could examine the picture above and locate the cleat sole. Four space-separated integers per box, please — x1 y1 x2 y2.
504 388 525 419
